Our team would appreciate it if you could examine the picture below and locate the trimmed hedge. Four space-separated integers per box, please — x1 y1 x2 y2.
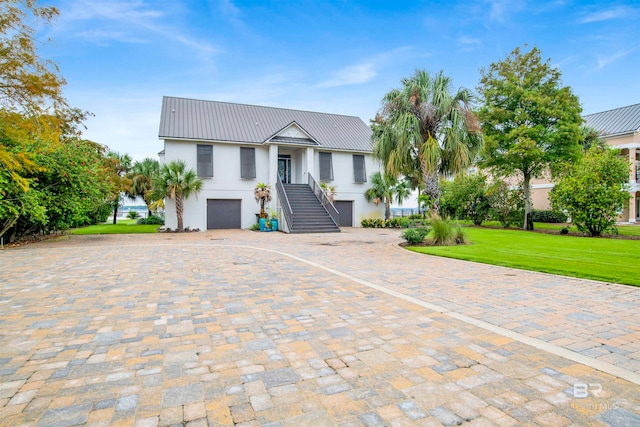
137 215 165 225
531 209 567 223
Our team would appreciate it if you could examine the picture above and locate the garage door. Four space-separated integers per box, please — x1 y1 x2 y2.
334 201 353 227
207 199 241 229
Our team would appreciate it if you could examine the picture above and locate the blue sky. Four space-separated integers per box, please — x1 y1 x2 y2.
40 0 639 161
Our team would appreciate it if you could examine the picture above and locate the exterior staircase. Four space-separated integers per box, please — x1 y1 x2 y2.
282 184 340 233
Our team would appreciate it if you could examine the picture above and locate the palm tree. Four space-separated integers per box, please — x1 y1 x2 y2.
373 69 483 214
365 171 410 220
153 160 203 232
106 151 132 224
254 182 272 218
128 158 160 216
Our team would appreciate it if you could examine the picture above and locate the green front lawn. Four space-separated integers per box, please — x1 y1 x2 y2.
408 227 639 286
72 221 160 235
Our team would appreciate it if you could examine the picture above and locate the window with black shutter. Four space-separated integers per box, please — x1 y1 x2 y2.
353 154 366 183
240 147 256 179
197 145 213 177
319 152 333 181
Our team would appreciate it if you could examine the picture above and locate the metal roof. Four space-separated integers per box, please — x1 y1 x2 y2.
584 103 640 137
158 96 374 152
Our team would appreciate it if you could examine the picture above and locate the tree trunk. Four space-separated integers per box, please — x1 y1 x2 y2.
112 201 119 224
385 198 391 221
522 174 534 231
176 195 184 232
423 172 440 215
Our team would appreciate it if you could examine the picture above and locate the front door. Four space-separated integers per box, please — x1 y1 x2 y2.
278 155 292 183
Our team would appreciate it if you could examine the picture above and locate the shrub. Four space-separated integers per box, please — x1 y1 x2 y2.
384 218 403 228
250 223 260 231
455 226 466 244
531 209 567 223
408 213 424 220
440 174 490 225
127 211 140 219
402 227 430 244
486 181 524 228
361 218 385 228
430 214 465 246
559 226 569 235
137 215 165 225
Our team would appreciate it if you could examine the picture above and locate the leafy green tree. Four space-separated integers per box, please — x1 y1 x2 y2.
373 69 483 214
153 160 203 232
550 147 630 237
486 181 524 228
364 171 410 220
0 0 65 113
128 158 160 216
477 46 583 231
440 174 491 225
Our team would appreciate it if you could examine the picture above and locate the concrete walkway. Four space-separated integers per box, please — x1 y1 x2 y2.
0 229 639 426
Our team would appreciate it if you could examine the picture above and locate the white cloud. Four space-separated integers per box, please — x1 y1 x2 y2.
458 36 482 51
55 0 218 56
484 0 525 23
317 63 377 88
580 6 637 23
596 46 639 70
317 47 412 89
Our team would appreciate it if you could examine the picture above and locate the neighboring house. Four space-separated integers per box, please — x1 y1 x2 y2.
530 103 640 223
158 96 385 232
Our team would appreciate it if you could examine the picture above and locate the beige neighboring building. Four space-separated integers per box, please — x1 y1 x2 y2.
530 103 640 223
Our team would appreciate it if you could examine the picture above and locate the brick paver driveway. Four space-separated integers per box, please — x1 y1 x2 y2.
1 229 639 426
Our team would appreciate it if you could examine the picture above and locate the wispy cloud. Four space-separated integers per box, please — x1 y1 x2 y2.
318 63 377 88
484 0 525 23
56 0 218 55
317 47 412 88
458 36 482 50
596 46 639 70
580 6 637 23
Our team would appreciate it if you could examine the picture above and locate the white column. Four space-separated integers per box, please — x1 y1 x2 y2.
269 144 278 207
306 147 315 182
629 193 637 223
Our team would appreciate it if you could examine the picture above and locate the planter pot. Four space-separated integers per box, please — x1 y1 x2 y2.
270 219 278 231
259 218 267 232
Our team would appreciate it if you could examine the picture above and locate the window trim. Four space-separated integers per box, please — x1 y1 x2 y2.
353 154 366 183
240 147 256 179
197 144 213 178
319 152 334 181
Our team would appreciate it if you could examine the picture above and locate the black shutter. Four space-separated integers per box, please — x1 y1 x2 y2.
353 154 366 182
240 147 256 179
197 145 213 177
319 152 333 181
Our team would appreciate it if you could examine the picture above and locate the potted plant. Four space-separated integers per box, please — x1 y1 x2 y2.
320 181 336 203
254 182 272 231
267 208 279 231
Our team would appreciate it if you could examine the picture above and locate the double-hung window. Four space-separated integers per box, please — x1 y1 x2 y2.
240 147 256 179
197 145 213 177
319 152 333 181
353 154 366 183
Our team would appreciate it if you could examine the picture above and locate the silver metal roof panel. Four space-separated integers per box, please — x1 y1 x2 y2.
159 96 374 152
584 103 640 137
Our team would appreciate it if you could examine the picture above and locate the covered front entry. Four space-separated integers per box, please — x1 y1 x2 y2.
334 200 353 227
207 199 241 229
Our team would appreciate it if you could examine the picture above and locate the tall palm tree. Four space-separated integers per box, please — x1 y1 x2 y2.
365 171 410 220
128 158 160 216
153 160 203 232
106 151 132 224
373 69 483 214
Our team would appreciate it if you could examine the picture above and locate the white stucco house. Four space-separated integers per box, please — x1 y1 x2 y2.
158 96 385 232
